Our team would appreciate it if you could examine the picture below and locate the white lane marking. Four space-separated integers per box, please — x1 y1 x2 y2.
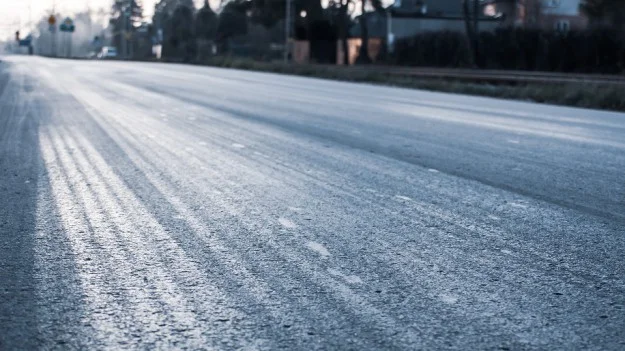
232 143 245 149
395 195 412 201
278 218 297 229
507 139 520 144
328 269 363 284
509 202 528 209
198 141 207 146
488 215 500 221
147 134 156 139
439 294 459 305
288 207 303 212
428 168 439 173
501 249 513 255
306 241 331 258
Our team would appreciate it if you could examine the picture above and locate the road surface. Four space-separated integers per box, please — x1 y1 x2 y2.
1 56 624 350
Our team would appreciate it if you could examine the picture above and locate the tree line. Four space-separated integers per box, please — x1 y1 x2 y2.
109 0 385 63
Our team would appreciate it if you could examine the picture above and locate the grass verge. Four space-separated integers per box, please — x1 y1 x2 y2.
177 57 625 112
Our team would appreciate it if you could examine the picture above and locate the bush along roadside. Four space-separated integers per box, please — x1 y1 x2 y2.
393 28 625 74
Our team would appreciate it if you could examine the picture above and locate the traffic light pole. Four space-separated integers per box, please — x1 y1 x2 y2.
52 30 56 57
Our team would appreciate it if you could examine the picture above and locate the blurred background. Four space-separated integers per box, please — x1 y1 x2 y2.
1 0 624 73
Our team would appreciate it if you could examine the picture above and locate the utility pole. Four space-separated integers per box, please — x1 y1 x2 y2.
386 10 392 55
127 3 133 60
52 0 57 57
284 0 291 63
116 0 126 59
28 0 34 54
121 2 126 59
87 0 93 46
122 0 129 59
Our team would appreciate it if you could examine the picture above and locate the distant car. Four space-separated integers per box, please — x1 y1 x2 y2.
97 47 117 59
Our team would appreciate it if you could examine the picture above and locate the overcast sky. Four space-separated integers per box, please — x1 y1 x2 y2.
0 0 163 39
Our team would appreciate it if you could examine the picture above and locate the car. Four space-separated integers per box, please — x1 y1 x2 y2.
97 46 117 59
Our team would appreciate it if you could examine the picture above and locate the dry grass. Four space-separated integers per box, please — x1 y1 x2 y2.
181 57 625 112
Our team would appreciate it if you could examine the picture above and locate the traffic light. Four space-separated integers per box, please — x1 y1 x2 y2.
15 31 20 41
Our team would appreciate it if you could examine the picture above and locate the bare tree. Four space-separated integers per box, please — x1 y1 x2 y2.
462 0 480 67
355 0 383 64
328 0 355 65
356 0 371 64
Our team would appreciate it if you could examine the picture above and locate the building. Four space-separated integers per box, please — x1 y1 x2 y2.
338 0 590 64
495 0 588 31
343 0 505 64
391 0 504 35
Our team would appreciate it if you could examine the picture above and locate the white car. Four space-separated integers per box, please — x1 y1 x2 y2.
97 47 117 59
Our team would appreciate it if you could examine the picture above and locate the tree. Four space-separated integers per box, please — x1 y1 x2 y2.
112 0 143 26
355 0 383 64
248 0 286 28
524 0 543 27
110 0 144 58
580 0 625 27
216 0 249 48
153 0 195 40
356 0 371 64
154 0 194 17
194 0 218 58
328 0 355 65
168 3 196 60
195 0 218 41
153 0 196 60
462 0 481 67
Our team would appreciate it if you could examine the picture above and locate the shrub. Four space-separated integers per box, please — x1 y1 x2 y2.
392 28 625 73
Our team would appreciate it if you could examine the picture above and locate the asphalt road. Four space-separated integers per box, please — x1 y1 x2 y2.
1 56 624 350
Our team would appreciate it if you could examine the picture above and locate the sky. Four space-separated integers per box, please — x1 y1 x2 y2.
0 0 161 39
0 0 376 41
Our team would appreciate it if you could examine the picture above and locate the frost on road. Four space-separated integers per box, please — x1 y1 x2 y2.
1 57 624 350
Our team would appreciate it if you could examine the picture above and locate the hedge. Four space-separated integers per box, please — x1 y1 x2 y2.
392 28 625 74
